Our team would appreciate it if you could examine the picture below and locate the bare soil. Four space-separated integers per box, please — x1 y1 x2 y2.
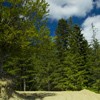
9 89 100 100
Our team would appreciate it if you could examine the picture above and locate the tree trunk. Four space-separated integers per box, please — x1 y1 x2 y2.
23 79 26 91
48 81 50 91
0 61 3 78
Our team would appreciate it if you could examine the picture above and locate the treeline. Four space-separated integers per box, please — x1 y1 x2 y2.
0 0 100 92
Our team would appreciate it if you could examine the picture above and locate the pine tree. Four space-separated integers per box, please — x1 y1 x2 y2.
67 25 89 90
89 39 100 92
0 0 48 77
54 18 70 90
30 28 59 91
1 0 50 92
54 18 89 91
86 24 100 92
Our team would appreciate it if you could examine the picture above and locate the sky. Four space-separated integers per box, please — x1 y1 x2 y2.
46 0 100 43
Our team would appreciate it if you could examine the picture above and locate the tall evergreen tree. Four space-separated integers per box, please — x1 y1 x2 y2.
54 18 70 90
55 18 89 90
88 38 100 92
1 0 50 92
0 0 48 77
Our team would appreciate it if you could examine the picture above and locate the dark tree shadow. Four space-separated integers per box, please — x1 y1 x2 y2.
15 92 56 100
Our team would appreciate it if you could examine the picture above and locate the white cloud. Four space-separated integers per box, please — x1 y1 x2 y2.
95 0 100 8
46 0 93 20
82 15 100 43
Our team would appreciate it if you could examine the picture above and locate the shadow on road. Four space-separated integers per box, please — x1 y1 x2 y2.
15 92 56 100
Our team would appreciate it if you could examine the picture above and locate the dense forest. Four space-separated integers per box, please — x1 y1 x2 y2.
0 0 100 93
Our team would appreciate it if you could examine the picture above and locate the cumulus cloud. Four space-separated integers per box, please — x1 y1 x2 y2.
82 15 100 43
46 0 93 20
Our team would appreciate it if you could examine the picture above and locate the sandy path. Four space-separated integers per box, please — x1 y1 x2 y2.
43 90 100 100
10 89 100 100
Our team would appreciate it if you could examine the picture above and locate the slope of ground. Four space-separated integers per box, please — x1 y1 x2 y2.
9 89 100 100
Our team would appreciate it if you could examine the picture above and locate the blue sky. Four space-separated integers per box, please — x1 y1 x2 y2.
46 0 100 43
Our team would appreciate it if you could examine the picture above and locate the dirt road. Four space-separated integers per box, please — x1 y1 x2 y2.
9 89 100 100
